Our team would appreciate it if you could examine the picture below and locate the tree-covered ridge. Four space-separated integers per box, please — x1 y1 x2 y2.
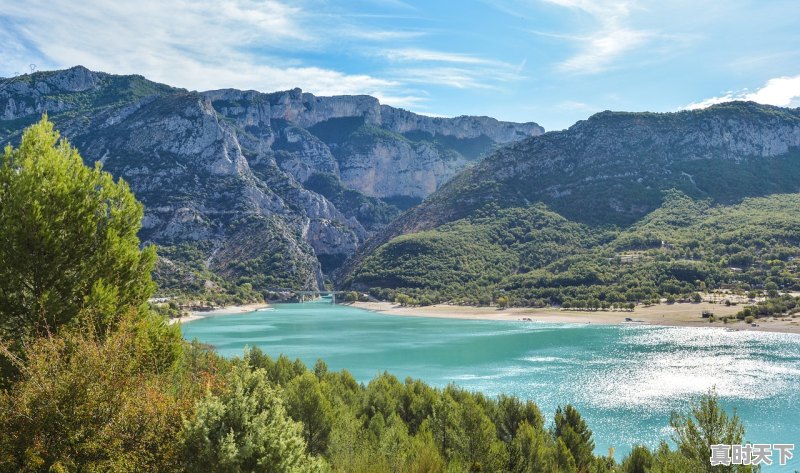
341 102 800 307
341 101 800 280
348 190 800 311
347 205 609 304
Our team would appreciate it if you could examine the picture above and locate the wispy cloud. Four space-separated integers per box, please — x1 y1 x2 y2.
391 67 491 90
683 74 800 110
2 0 532 115
370 93 429 109
380 48 499 65
342 29 428 41
393 65 525 90
537 0 660 74
557 28 652 74
555 100 594 111
378 47 526 90
542 0 633 18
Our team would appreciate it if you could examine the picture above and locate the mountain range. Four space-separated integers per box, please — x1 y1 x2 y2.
4 67 800 306
0 66 542 295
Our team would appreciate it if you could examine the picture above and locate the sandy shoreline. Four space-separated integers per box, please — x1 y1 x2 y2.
350 301 800 334
166 299 800 334
169 302 270 325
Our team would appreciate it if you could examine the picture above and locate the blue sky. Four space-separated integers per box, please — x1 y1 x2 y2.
2 0 799 130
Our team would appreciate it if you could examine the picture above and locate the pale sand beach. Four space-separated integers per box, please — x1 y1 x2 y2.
169 302 270 325
351 301 800 334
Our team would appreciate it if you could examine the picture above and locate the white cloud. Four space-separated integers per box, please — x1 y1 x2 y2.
414 111 450 118
683 74 800 110
2 0 525 115
557 27 652 74
0 0 424 101
343 30 427 41
393 67 492 89
391 66 524 90
542 0 632 19
0 28 33 79
371 93 429 109
555 100 593 111
746 75 800 107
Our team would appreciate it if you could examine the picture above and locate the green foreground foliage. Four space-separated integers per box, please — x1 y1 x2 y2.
0 118 761 472
0 335 757 473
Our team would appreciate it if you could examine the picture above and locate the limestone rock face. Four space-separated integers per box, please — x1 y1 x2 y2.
379 106 543 143
337 139 464 199
201 87 544 200
0 66 541 292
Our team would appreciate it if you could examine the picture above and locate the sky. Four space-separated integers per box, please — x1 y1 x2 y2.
1 0 799 130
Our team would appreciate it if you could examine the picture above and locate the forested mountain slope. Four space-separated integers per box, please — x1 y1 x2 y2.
343 103 800 306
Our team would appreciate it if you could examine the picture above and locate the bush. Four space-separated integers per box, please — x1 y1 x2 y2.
496 295 509 309
181 363 322 472
0 314 187 472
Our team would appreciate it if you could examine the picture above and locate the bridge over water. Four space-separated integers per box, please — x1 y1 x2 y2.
294 291 348 303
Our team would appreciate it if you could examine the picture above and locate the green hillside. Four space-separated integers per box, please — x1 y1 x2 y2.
348 191 800 308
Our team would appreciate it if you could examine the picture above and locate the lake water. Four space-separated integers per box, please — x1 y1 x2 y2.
182 300 800 470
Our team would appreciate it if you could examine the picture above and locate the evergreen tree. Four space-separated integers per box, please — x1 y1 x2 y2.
0 116 156 346
493 394 544 442
553 405 595 472
621 445 654 473
669 391 754 473
509 421 557 473
457 396 507 472
286 371 334 455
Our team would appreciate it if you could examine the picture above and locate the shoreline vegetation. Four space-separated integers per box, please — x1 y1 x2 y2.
350 300 800 334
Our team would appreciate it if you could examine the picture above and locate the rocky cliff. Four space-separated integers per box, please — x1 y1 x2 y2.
353 102 800 241
0 66 541 294
203 87 543 201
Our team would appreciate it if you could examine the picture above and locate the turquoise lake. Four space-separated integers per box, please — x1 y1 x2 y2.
182 301 800 470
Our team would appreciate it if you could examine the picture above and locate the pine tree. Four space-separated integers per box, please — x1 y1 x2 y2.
0 116 156 344
553 405 595 472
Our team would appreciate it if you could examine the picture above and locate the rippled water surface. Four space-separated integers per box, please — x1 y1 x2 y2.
182 301 800 469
